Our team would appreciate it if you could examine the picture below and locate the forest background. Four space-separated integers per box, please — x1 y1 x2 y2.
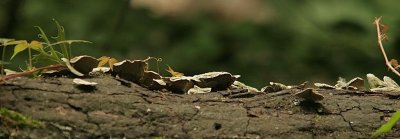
1 0 400 88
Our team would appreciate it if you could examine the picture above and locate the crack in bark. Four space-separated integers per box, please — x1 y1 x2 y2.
336 103 361 134
244 115 251 137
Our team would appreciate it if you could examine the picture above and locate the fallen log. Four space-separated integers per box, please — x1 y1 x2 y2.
0 76 399 138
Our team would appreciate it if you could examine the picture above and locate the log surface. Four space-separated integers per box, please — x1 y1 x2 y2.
0 76 399 138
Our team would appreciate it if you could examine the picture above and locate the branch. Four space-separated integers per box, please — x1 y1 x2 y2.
0 64 67 82
373 17 400 77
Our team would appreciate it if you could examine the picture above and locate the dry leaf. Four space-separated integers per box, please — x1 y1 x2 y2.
97 56 110 67
98 56 119 70
390 59 400 70
108 58 118 70
378 22 389 41
166 65 184 77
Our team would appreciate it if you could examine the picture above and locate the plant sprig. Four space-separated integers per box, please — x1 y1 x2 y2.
0 19 90 82
371 17 400 138
373 17 400 77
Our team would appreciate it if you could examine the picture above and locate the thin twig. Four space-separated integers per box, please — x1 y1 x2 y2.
0 64 66 82
373 17 400 77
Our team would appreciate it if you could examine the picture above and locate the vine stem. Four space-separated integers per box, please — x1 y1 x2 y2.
373 17 400 77
0 64 66 82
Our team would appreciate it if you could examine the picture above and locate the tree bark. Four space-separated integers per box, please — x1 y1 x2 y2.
0 76 399 138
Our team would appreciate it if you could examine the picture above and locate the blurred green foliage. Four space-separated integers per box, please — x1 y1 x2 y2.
1 0 400 88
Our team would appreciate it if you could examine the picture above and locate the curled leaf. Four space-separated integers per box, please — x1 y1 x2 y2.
193 72 238 91
346 77 365 90
314 83 335 89
113 60 148 83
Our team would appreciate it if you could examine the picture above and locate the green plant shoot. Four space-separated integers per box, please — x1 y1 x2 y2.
372 110 400 137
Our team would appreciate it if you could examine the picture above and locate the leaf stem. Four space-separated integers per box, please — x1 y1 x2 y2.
1 45 5 75
0 64 66 82
28 47 32 70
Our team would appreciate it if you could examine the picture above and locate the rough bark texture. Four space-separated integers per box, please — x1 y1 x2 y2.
0 76 399 139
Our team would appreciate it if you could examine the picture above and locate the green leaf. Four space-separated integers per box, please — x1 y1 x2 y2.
35 26 59 61
29 40 44 51
372 110 400 137
35 26 51 45
51 19 69 59
10 41 29 60
9 40 44 60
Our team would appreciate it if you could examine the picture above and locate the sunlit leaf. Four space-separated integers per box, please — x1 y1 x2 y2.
29 40 43 50
166 65 184 77
97 56 110 67
372 110 400 137
97 56 118 70
108 58 118 70
10 41 29 59
9 40 44 60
